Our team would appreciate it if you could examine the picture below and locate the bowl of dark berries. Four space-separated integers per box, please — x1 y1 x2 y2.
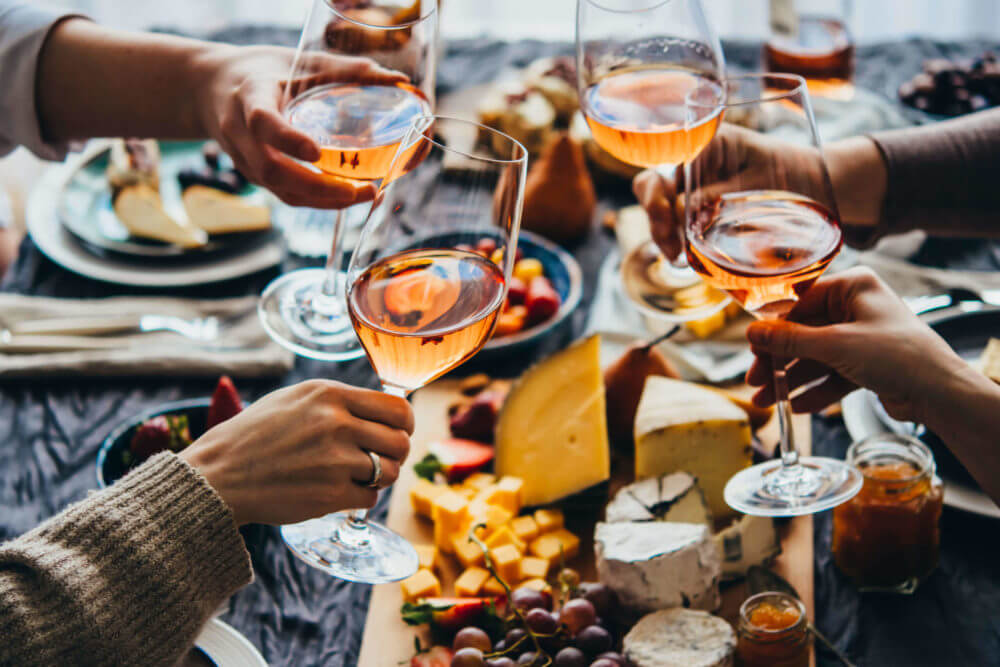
898 52 1000 119
97 376 244 488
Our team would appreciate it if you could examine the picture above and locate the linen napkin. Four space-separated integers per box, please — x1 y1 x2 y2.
0 294 294 378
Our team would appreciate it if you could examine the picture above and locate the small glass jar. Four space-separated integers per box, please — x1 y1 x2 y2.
736 592 811 667
832 434 943 594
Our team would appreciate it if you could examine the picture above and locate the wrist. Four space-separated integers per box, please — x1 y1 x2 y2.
827 136 887 229
184 43 235 139
180 429 248 526
916 360 997 436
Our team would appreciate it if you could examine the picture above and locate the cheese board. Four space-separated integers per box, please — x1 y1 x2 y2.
358 347 815 666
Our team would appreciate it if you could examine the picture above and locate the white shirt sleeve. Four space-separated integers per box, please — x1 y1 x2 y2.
0 3 86 160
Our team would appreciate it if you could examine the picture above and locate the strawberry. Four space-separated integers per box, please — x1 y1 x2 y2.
410 645 452 667
492 305 528 339
525 276 560 325
207 376 243 429
448 390 505 443
402 596 506 634
130 415 192 460
414 439 494 483
506 276 528 305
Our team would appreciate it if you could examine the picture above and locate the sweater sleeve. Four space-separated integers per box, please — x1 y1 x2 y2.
850 107 1000 247
0 452 253 667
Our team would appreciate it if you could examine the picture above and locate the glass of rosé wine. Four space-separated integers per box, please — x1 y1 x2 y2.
684 73 862 516
259 0 437 362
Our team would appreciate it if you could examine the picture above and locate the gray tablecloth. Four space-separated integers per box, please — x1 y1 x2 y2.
2 34 999 667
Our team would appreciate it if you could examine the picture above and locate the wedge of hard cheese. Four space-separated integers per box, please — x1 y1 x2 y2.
113 185 207 248
494 335 610 507
182 185 271 234
634 377 752 519
623 608 736 667
595 521 721 614
713 514 780 581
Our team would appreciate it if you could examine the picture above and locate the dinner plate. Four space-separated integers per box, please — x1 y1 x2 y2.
60 140 275 259
842 305 1000 519
27 153 283 287
191 619 267 667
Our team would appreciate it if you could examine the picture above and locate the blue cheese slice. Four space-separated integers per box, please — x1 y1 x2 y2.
713 514 781 581
595 521 721 613
605 472 712 525
624 608 735 667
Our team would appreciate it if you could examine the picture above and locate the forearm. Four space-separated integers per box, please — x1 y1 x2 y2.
36 18 226 143
0 453 251 667
825 135 887 246
919 365 1000 507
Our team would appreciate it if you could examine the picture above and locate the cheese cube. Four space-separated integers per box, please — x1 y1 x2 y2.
482 575 507 596
490 544 522 584
529 529 579 568
432 489 470 554
464 472 497 492
533 508 564 533
451 485 477 501
635 376 752 519
519 556 550 580
548 528 580 560
415 544 440 573
455 567 491 597
483 477 524 514
410 479 446 519
400 569 441 602
519 578 552 593
509 515 540 544
494 336 611 506
685 308 727 339
485 525 526 554
452 533 486 569
469 500 514 536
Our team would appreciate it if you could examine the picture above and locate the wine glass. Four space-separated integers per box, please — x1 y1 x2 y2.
576 0 730 322
258 0 437 361
684 73 863 516
281 115 528 582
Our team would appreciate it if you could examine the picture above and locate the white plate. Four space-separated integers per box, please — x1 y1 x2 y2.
194 618 268 667
27 150 282 288
842 389 1000 520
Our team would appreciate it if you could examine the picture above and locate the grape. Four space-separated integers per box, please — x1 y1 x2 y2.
552 646 587 667
505 628 527 650
574 625 612 656
516 652 539 666
451 647 486 667
558 567 581 590
454 627 492 653
590 660 620 667
493 640 507 653
558 599 597 636
577 583 618 619
511 587 550 612
595 652 625 666
486 659 516 667
525 608 559 635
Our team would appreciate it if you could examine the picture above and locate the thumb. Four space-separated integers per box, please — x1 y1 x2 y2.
746 320 839 363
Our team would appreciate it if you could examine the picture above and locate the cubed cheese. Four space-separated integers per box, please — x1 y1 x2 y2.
414 544 440 573
483 477 524 514
534 508 564 533
519 578 552 593
451 485 477 501
400 569 441 603
547 528 580 560
432 489 470 554
495 336 611 507
455 567 491 597
464 472 497 492
410 479 446 519
634 377 752 519
485 525 526 554
452 533 486 569
529 531 578 570
519 556 550 580
509 515 540 544
482 575 507 596
490 544 522 584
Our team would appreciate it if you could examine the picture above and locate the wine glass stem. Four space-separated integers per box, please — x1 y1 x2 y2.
344 384 410 527
316 208 347 313
772 355 800 468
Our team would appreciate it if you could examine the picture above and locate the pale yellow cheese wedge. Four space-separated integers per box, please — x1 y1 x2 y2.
182 185 271 234
113 185 207 248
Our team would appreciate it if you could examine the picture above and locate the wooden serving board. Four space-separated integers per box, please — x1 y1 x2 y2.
359 379 814 666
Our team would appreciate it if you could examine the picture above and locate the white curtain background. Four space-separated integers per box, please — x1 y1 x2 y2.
31 0 1000 43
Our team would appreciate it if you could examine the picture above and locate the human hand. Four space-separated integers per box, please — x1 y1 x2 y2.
744 267 968 423
192 45 407 208
180 379 414 526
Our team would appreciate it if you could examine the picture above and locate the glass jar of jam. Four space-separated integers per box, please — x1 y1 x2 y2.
832 434 943 593
736 592 811 667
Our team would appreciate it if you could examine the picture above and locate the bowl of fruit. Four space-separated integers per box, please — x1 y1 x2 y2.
96 376 244 488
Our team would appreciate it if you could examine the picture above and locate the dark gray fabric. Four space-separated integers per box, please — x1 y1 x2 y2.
1 34 998 667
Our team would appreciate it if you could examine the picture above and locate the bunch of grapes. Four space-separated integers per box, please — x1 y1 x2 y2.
449 571 625 667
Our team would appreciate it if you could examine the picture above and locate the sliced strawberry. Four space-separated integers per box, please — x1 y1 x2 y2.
425 438 494 482
424 597 503 632
410 645 452 667
449 390 504 443
506 276 528 305
130 414 193 460
207 376 243 429
525 276 560 325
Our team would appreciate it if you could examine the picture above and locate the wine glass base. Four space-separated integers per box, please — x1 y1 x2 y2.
724 456 863 517
258 268 366 362
281 513 419 583
619 239 731 322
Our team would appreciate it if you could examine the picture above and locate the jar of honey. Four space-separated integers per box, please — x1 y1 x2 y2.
832 434 943 593
736 592 811 667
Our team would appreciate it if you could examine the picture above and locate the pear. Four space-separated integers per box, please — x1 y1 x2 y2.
604 343 680 447
520 132 596 243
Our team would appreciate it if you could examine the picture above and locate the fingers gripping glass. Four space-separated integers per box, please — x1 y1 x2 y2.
684 73 862 516
282 116 528 583
576 0 730 321
258 0 438 362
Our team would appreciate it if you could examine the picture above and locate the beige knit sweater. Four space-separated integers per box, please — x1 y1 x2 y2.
0 452 253 666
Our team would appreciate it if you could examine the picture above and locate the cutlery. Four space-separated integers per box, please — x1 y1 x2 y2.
7 314 221 341
905 287 1000 316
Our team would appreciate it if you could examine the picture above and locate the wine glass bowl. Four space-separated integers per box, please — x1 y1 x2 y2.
258 0 437 362
683 73 862 516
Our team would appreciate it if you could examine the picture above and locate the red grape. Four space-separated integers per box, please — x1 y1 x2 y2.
511 587 549 612
553 647 587 667
516 652 539 666
505 628 527 649
558 568 581 590
476 238 498 256
451 647 486 667
595 652 625 665
525 608 559 635
578 582 618 619
574 625 612 656
558 599 597 636
486 659 516 667
590 660 620 667
453 627 492 653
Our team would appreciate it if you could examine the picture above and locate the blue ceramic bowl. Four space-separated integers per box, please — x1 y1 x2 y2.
97 398 210 488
